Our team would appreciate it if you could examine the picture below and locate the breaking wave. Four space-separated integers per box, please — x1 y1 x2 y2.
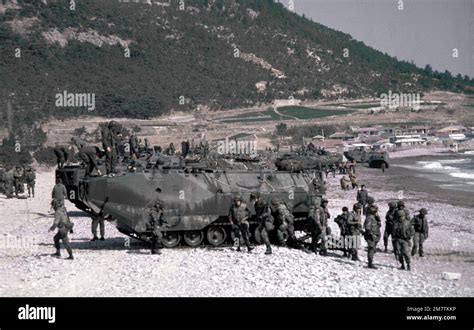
449 172 474 179
418 161 456 170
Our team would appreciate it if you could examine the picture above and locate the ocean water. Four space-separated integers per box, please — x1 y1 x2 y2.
398 153 474 193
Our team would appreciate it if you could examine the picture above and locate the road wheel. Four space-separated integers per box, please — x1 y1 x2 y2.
183 230 204 247
206 226 227 247
162 232 180 248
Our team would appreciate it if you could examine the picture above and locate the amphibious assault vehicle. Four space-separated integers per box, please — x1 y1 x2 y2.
56 154 325 248
344 148 389 169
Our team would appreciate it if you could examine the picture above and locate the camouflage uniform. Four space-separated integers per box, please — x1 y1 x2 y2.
307 197 328 255
411 208 429 257
251 193 273 255
346 203 362 261
272 199 297 247
229 196 253 252
91 214 105 241
53 145 70 168
49 202 74 259
383 202 397 253
13 166 24 195
393 210 415 270
52 180 67 205
149 203 168 254
130 134 139 159
25 167 36 198
363 206 381 269
78 146 101 177
3 168 14 198
335 207 350 257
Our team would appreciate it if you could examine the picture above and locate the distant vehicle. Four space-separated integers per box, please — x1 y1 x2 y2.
344 147 389 169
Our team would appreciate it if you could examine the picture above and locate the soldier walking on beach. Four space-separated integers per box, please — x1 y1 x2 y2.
383 201 397 253
363 205 381 269
272 198 299 248
229 195 253 252
25 166 36 198
307 196 328 255
356 185 369 215
347 203 362 261
49 197 74 260
411 208 429 257
91 214 105 241
250 193 273 255
148 202 168 255
393 210 415 271
13 166 24 196
335 207 350 257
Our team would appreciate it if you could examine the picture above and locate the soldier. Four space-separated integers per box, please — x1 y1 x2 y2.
411 208 429 257
393 210 415 270
53 143 71 168
356 185 369 215
3 166 14 198
24 166 36 198
346 203 362 261
91 214 105 241
272 198 298 248
52 177 67 207
340 176 351 190
101 121 120 175
78 146 102 177
48 198 74 260
307 196 328 255
335 207 350 257
383 201 397 253
229 195 253 252
349 172 358 189
396 200 410 219
129 134 140 159
13 166 24 196
309 176 325 197
363 205 382 269
250 192 273 255
148 202 168 255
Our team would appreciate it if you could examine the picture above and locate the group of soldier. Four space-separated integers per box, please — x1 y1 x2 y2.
0 165 36 199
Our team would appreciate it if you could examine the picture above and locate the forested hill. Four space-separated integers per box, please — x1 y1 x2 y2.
0 0 472 128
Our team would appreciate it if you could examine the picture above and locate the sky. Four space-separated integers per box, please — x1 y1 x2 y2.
279 0 473 77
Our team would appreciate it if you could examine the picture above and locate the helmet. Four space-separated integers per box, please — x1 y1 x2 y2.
234 195 242 202
388 201 397 208
342 206 348 212
353 203 361 210
271 198 280 205
367 197 375 204
419 208 428 215
397 200 405 207
368 205 378 214
397 210 406 218
250 192 260 199
310 196 321 206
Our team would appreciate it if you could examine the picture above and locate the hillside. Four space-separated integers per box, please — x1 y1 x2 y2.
0 0 472 130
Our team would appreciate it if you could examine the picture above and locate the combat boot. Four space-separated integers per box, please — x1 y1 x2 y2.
67 254 74 260
265 245 272 255
247 246 254 252
100 236 105 241
236 246 241 252
52 250 60 258
368 259 377 269
399 261 406 270
406 262 411 271
384 246 388 253
91 236 99 241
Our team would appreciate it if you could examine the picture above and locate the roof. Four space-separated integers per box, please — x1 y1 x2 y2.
437 125 467 133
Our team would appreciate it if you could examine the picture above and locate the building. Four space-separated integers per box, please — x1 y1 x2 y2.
329 132 355 141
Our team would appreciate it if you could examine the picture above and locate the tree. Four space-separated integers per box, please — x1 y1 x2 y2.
275 123 288 136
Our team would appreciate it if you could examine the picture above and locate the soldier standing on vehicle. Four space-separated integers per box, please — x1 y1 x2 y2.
383 201 397 253
229 195 253 252
411 208 429 257
53 143 72 168
250 193 273 255
102 121 121 176
148 202 168 255
129 134 140 159
25 166 36 198
49 197 74 260
393 210 415 270
363 205 382 269
347 203 362 261
335 207 350 257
